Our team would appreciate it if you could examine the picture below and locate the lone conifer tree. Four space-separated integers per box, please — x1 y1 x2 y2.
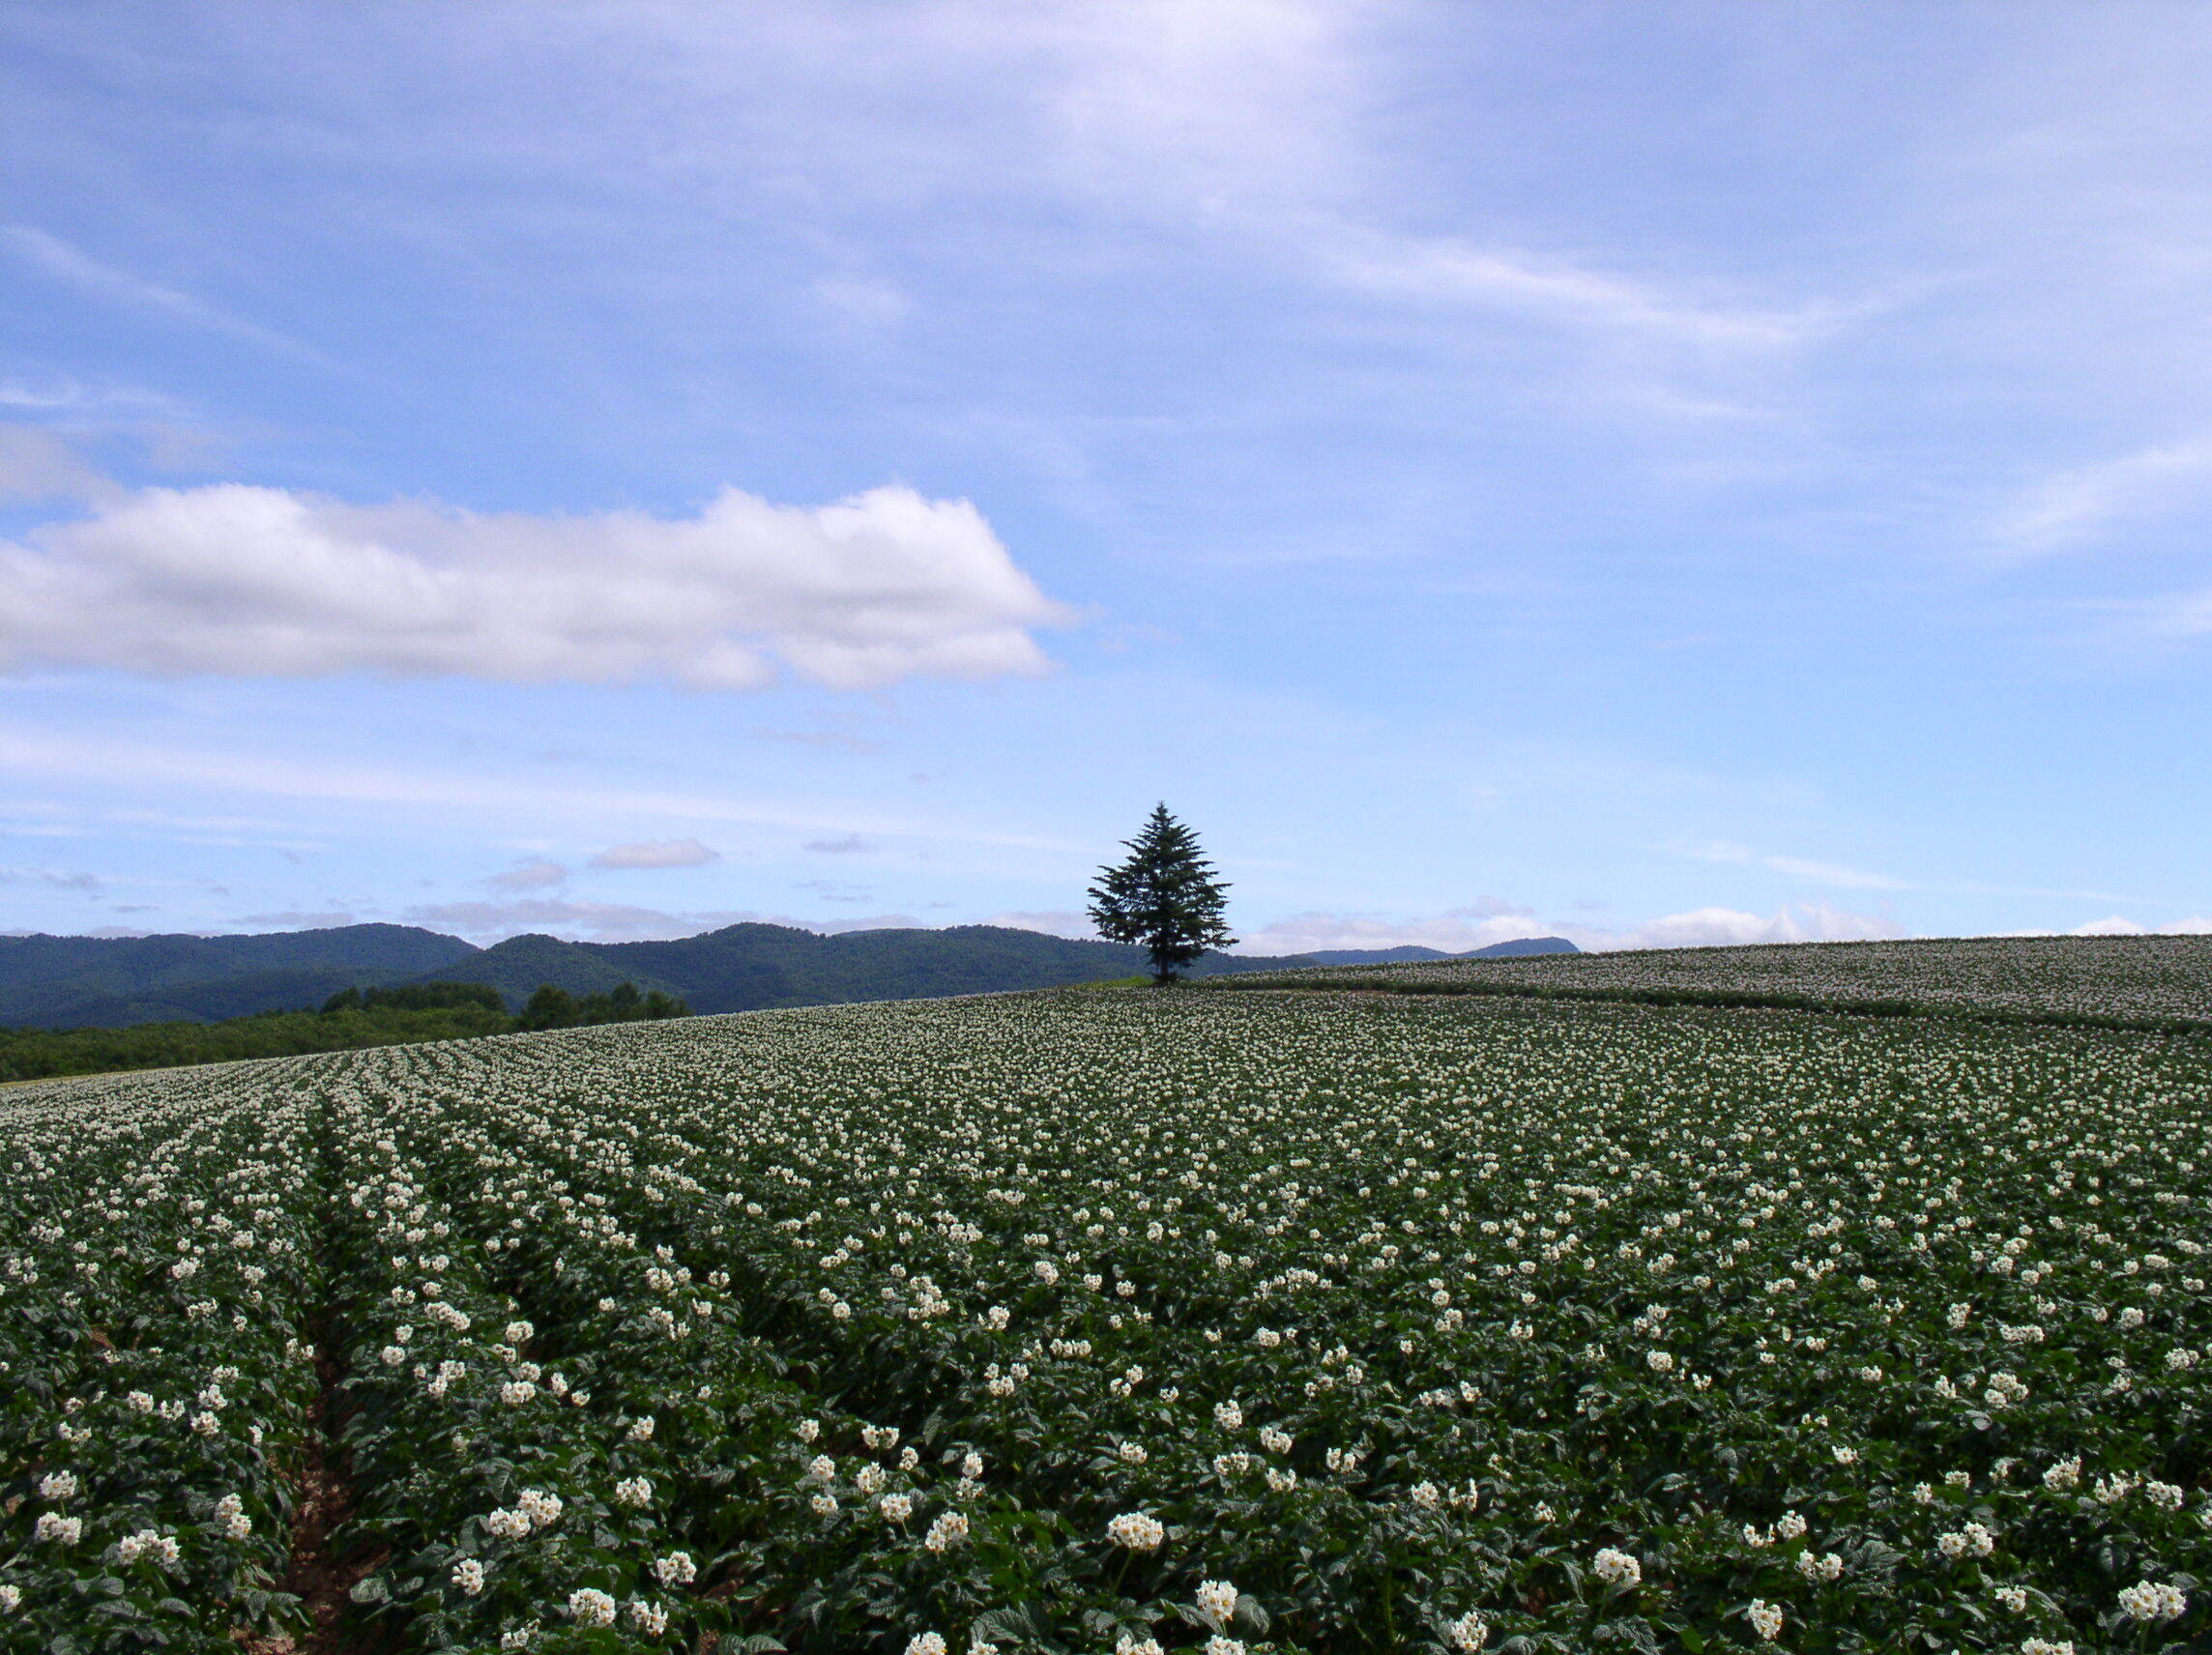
1087 803 1236 983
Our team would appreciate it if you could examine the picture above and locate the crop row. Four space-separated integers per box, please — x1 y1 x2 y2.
5 988 2211 1655
1218 935 2212 1024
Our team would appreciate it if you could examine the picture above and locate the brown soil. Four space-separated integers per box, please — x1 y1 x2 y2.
238 1328 386 1655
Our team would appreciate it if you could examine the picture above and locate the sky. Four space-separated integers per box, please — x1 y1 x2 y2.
2 0 2210 954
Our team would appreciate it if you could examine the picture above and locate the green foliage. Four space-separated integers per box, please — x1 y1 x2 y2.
1087 803 1237 983
517 979 688 1031
0 977 683 1083
9 951 2212 1653
0 1002 514 1083
322 981 508 1015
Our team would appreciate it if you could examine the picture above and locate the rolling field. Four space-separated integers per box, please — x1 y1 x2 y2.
1211 935 2212 1027
6 978 2211 1654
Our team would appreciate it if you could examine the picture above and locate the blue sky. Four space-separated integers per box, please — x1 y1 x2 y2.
2 1 2209 951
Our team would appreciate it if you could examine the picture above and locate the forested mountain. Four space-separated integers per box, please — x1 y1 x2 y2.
0 921 1575 1028
0 924 479 1027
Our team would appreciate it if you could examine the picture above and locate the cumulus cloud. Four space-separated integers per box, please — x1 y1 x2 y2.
589 838 721 870
484 857 568 891
801 834 873 856
1600 903 1903 950
0 481 1068 689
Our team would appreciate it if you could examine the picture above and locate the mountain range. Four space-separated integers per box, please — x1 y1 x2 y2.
0 922 1576 1029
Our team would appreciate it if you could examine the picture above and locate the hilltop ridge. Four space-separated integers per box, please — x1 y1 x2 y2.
0 921 1577 1028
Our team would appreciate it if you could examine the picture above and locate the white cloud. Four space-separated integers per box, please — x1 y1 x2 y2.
1997 429 2212 553
2068 915 2212 936
0 481 1068 690
589 837 721 870
484 857 568 891
1233 907 1550 956
1597 903 1902 951
801 835 873 856
2071 915 2144 935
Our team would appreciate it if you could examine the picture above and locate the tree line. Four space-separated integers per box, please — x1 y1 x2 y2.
0 978 688 1085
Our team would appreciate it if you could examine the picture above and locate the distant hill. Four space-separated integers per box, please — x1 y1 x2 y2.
409 933 690 1008
0 924 480 1027
0 920 1578 1029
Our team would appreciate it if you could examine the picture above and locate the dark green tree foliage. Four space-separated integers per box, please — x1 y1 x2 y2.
321 981 507 1015
0 977 689 1084
0 1002 512 1084
518 983 577 1031
517 979 688 1031
1086 802 1237 983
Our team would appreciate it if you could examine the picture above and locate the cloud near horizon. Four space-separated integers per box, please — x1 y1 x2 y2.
483 857 567 891
588 838 721 870
395 898 940 944
1217 902 1905 955
2060 915 2212 937
0 475 1067 690
401 896 723 944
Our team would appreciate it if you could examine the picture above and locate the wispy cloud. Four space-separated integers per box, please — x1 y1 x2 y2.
3 225 335 366
1325 230 1832 352
0 726 1080 852
1676 840 1910 890
403 896 705 943
235 908 358 930
751 728 888 756
396 897 936 943
1996 429 2212 554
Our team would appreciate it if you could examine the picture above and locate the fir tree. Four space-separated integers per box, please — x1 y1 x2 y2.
1087 803 1237 983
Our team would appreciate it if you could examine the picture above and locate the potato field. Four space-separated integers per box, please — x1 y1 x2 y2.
1224 935 2212 1025
5 983 2211 1655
